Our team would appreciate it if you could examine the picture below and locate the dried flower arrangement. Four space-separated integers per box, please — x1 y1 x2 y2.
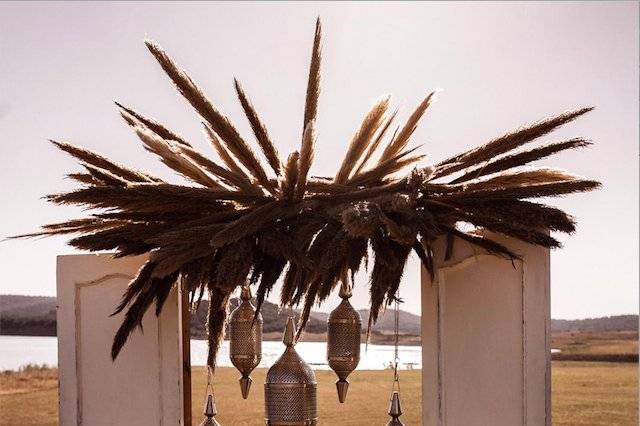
16 19 599 363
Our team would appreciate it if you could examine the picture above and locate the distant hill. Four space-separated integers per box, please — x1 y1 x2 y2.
0 294 421 338
551 315 638 333
190 298 328 338
309 308 421 336
2 295 637 339
0 295 56 319
0 295 56 336
187 298 420 338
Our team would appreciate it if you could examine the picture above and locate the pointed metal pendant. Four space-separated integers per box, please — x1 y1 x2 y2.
198 393 221 426
327 278 361 403
229 285 262 399
385 391 404 426
336 379 349 403
239 375 252 399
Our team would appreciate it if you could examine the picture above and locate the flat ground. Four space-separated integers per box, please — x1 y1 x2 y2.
0 362 637 425
552 331 638 362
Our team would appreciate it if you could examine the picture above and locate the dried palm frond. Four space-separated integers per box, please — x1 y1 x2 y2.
204 125 251 183
82 165 128 187
51 140 159 183
17 19 599 364
432 107 593 179
449 137 591 184
234 78 282 176
296 121 316 198
175 142 250 191
380 92 436 159
348 146 424 186
206 286 230 368
353 110 398 176
134 126 220 188
335 96 390 183
303 18 322 136
145 40 275 194
67 172 101 185
281 151 300 200
116 101 191 147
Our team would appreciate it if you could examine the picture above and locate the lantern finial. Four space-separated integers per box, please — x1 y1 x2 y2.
240 285 251 301
283 316 296 347
338 278 352 299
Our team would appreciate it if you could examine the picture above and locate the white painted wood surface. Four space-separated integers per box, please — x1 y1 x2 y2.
421 232 550 426
57 254 185 425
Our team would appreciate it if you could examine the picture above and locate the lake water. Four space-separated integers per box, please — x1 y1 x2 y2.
0 335 422 371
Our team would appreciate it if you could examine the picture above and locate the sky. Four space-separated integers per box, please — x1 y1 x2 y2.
0 2 637 318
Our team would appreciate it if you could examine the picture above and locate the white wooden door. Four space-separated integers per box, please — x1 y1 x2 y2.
421 232 551 426
57 254 187 425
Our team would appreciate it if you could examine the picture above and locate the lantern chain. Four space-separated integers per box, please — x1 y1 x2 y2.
392 291 401 393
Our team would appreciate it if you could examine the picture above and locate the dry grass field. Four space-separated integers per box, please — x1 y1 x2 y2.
552 361 638 426
552 331 638 360
1 362 637 425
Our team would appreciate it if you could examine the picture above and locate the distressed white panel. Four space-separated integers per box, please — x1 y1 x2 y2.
421 232 550 426
57 253 184 426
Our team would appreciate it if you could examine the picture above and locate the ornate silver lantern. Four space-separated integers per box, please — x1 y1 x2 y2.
229 285 262 399
385 390 405 426
264 316 317 425
327 278 361 403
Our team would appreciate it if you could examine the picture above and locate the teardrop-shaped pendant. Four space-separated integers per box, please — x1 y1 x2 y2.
228 285 262 399
327 279 361 403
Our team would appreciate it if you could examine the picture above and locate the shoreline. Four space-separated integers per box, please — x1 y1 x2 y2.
0 332 423 347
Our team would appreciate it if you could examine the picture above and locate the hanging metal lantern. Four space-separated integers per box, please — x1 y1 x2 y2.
327 278 361 403
385 390 405 426
265 316 317 425
229 285 262 399
198 392 221 426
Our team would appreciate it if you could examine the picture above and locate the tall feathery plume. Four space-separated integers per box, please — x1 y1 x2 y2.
234 78 282 176
433 107 594 178
282 152 300 200
133 126 221 188
449 138 592 184
115 101 192 147
335 96 390 183
380 91 436 159
353 110 398 176
144 40 276 194
51 140 159 183
296 121 316 198
302 18 322 136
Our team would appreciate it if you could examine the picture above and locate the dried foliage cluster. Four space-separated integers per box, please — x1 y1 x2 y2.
18 19 599 363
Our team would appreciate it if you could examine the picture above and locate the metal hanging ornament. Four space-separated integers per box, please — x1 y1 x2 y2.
228 285 262 399
198 367 221 426
265 316 318 425
385 295 405 426
386 390 404 426
326 275 361 403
